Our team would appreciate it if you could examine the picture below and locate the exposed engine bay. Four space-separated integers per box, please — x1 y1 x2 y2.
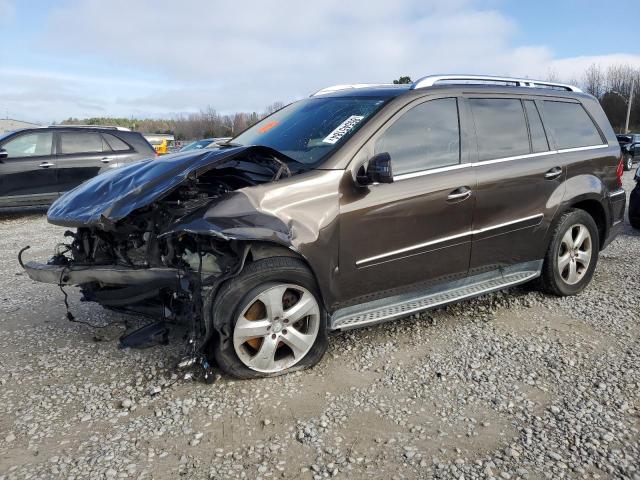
21 147 301 378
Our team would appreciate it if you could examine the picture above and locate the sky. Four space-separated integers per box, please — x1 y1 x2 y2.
0 0 639 123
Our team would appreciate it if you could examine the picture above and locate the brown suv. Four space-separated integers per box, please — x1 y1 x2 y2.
23 75 626 379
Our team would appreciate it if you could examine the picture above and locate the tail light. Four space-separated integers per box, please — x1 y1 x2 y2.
616 154 624 187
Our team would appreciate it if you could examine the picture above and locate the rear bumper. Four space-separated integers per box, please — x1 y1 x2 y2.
23 261 181 286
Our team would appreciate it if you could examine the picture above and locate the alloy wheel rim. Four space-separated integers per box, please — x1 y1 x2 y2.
233 284 320 373
557 223 592 285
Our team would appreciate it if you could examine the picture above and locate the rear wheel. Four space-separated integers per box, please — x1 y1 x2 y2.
623 154 633 171
539 209 599 296
209 257 328 379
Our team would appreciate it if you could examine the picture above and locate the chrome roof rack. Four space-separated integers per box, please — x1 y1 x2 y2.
411 74 582 93
47 125 131 131
311 83 396 96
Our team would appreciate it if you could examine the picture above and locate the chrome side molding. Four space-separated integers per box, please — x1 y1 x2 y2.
356 214 543 267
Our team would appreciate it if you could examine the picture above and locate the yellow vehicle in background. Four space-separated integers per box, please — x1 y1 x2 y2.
144 134 175 155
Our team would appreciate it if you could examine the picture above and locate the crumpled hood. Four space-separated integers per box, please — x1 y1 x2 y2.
47 146 253 228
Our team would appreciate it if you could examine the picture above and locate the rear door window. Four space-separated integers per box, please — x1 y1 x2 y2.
59 132 106 154
469 98 530 161
541 101 604 149
375 97 460 176
2 132 53 158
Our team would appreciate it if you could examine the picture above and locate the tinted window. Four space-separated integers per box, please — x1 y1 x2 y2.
2 132 53 158
60 132 105 154
523 100 549 153
375 98 460 175
470 98 530 161
542 101 603 149
103 134 131 151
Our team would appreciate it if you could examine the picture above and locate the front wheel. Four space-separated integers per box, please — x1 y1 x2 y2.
208 257 328 379
539 209 599 296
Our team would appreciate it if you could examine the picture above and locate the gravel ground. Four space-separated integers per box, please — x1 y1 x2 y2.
1 172 639 480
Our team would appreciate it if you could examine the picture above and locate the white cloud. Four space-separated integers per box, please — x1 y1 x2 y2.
3 0 639 121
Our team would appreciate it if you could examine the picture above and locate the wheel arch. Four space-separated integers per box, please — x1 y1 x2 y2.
548 194 609 251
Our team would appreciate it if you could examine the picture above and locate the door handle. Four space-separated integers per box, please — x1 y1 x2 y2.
544 166 562 179
447 186 472 201
38 162 54 168
101 157 111 163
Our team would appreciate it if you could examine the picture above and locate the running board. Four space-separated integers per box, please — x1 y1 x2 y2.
330 261 542 331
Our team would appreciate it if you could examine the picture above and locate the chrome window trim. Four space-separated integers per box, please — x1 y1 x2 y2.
471 150 554 166
393 163 470 181
391 144 610 181
556 144 608 154
356 213 543 266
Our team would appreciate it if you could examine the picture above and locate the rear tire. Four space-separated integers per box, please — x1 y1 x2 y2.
208 257 328 379
623 154 633 171
539 209 599 296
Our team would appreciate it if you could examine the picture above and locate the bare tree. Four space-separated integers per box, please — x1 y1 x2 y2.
545 68 560 83
583 63 606 98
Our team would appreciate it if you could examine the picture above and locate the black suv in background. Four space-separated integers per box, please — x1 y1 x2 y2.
0 126 155 207
617 133 640 171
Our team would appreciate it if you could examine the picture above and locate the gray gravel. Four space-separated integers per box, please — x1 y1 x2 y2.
1 172 639 480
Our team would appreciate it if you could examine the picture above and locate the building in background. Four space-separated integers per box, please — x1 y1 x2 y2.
0 119 41 134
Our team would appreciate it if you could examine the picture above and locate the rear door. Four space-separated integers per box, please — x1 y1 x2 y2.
55 130 113 193
467 96 562 274
0 130 57 205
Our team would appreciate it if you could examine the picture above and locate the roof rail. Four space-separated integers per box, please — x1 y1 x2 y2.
47 125 131 131
411 74 582 93
311 83 396 96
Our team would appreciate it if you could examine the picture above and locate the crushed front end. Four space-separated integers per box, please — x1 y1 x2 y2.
21 146 297 368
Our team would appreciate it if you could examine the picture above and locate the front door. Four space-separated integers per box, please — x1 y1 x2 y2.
55 130 112 193
0 130 57 206
337 97 476 307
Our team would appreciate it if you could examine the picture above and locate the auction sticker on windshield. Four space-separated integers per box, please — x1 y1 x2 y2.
322 115 364 144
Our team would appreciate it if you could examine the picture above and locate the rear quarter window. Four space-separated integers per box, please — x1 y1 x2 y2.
103 133 131 151
541 101 604 149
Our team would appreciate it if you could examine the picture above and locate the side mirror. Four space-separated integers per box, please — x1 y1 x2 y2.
0 149 7 162
356 152 393 186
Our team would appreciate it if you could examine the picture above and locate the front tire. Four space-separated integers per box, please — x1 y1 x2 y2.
539 209 599 296
208 257 329 379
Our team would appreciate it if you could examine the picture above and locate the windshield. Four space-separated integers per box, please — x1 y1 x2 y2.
231 96 388 165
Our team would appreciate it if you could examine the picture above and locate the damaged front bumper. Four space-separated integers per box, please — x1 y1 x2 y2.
23 261 181 286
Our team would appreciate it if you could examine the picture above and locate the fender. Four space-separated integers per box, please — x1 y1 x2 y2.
160 169 345 310
544 173 611 251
